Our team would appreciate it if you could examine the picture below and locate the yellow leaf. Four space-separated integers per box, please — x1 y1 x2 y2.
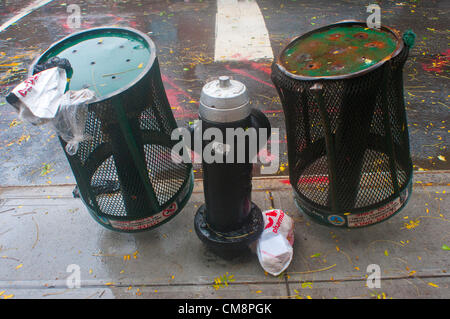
138 63 143 69
2 294 14 299
384 250 389 256
428 282 439 288
0 62 21 67
16 264 23 270
437 155 446 162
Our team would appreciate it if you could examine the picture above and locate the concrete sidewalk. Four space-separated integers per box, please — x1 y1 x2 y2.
0 171 448 299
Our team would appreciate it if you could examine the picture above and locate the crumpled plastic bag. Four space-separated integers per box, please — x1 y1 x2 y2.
6 66 95 155
256 209 295 276
7 67 67 124
52 89 95 155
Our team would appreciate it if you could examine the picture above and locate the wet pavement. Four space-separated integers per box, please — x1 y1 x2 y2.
0 1 449 300
0 172 448 299
0 0 448 187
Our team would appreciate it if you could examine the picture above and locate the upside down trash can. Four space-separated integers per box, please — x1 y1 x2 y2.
271 21 413 228
31 27 193 232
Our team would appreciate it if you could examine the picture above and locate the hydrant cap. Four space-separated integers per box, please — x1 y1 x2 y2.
199 76 251 122
200 76 248 109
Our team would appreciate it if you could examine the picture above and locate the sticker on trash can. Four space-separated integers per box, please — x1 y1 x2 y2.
108 202 178 231
347 188 409 228
327 215 346 226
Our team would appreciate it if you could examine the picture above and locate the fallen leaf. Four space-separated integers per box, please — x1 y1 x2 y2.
301 282 313 289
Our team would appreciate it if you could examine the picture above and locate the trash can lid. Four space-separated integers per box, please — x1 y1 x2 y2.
277 20 404 80
33 27 155 100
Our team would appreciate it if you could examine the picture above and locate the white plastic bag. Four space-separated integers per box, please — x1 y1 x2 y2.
6 67 96 155
52 89 95 155
10 67 67 121
256 209 294 276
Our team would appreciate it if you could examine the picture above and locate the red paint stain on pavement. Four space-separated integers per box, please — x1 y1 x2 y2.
250 62 271 75
298 176 329 184
225 65 275 88
422 49 450 73
162 74 197 119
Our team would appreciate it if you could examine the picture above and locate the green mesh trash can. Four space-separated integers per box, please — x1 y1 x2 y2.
31 27 193 232
272 21 413 228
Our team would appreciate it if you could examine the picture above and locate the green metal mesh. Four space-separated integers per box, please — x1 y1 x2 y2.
272 43 412 221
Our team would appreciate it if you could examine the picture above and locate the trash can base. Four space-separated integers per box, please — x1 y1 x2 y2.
82 171 194 233
293 178 413 228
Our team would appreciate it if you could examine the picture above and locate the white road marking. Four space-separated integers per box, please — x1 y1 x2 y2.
0 0 55 33
214 0 274 62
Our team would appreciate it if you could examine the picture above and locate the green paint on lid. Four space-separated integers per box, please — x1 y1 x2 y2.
38 29 152 98
279 23 400 78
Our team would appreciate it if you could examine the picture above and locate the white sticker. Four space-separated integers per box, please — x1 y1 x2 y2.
347 197 403 228
109 202 178 231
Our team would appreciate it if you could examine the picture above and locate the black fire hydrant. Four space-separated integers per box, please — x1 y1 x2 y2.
193 76 271 257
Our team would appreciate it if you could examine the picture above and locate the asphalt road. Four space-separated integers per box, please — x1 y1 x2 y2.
0 0 448 186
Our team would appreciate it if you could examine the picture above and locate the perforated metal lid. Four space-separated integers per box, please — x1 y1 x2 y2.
199 76 251 123
32 27 155 100
276 20 404 80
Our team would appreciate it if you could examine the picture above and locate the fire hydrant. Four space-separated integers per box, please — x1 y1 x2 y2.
193 76 271 257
